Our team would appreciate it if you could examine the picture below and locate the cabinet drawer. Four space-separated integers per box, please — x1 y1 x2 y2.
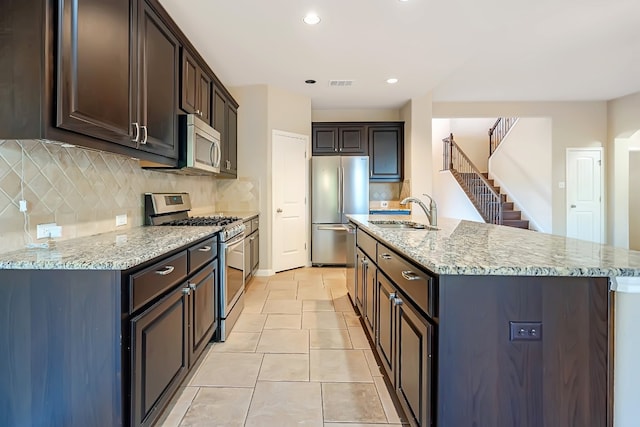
357 229 377 259
377 244 434 317
189 237 217 273
130 251 188 313
251 217 259 234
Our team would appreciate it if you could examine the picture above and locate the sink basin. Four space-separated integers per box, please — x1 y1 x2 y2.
369 220 438 231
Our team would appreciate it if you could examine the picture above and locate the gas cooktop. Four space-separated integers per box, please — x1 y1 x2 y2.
144 193 245 242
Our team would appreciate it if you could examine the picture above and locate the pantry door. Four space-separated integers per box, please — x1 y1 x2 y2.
272 130 309 272
566 148 603 243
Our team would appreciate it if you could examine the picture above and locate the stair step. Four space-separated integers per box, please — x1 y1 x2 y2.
502 210 522 220
503 219 529 229
502 202 514 210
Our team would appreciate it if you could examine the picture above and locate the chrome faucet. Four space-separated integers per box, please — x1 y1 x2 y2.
400 194 438 227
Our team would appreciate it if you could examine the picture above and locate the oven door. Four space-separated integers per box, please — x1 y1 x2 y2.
185 114 221 174
221 233 245 317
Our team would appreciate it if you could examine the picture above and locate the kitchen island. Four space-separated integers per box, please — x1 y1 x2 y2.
348 214 640 427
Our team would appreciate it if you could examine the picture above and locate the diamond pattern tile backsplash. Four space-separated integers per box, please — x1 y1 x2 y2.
0 139 259 254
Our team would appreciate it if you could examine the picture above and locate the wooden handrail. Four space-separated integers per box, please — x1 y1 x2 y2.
443 133 504 224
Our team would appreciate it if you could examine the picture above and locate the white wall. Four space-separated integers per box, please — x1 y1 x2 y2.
449 118 494 172
604 90 640 427
489 118 552 232
630 150 640 251
228 84 311 274
400 93 433 215
433 101 607 237
311 109 400 122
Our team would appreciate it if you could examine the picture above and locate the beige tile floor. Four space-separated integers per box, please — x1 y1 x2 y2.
157 267 405 427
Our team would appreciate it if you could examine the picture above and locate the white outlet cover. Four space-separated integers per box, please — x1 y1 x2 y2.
381 201 389 208
36 223 61 239
116 214 128 226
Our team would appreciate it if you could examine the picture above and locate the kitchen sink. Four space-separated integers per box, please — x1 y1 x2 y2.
369 220 439 231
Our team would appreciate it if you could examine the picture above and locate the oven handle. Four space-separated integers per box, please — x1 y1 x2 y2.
224 233 245 249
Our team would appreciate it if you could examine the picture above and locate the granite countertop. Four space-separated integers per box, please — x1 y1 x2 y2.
348 214 640 277
0 226 220 270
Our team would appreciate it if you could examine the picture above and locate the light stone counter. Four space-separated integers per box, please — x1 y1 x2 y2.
348 214 640 277
0 226 220 270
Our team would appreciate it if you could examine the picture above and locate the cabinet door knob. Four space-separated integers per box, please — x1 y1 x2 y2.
189 283 196 291
388 292 397 301
182 287 190 295
277 208 283 213
393 297 403 306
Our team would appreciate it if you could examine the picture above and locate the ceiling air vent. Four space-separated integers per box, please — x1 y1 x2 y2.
329 80 354 87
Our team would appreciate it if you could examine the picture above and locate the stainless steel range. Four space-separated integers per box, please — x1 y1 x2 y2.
145 192 245 341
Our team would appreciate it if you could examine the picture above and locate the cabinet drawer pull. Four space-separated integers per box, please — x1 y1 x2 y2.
249 237 255 241
197 245 211 252
380 253 392 260
401 270 420 281
155 265 175 276
389 292 397 300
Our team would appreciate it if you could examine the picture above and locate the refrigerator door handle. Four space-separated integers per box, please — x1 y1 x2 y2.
341 166 345 214
337 167 342 214
317 225 348 231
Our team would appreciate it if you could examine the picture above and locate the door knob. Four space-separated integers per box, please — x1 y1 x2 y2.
570 204 576 208
277 208 283 213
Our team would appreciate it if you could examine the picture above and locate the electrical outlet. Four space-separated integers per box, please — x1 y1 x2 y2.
509 321 542 341
36 223 62 239
116 214 127 227
381 201 389 208
19 200 27 212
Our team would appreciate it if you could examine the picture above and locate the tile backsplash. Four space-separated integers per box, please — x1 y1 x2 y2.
0 139 258 254
369 181 411 201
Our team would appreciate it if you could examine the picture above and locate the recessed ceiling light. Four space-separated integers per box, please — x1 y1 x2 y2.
305 79 317 84
303 12 321 25
386 78 399 84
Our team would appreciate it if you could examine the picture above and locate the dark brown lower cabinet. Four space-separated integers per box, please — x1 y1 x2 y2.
131 284 189 427
363 254 376 337
376 272 395 380
376 271 432 427
396 292 432 427
189 262 217 365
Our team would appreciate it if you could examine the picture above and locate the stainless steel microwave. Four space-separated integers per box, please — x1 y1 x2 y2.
141 114 221 174
180 114 221 174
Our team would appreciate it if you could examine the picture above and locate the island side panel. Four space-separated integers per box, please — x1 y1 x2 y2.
0 270 123 427
437 275 610 427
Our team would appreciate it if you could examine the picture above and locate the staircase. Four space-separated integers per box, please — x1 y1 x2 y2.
443 133 529 229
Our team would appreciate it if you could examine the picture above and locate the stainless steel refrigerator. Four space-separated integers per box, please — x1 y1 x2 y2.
311 156 369 265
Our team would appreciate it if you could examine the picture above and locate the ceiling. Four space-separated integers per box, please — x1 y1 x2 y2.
158 0 640 110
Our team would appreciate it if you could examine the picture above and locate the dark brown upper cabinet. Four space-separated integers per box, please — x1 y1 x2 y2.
1 0 236 168
368 124 404 182
312 122 404 182
56 0 137 148
312 123 367 155
136 0 180 160
180 48 212 124
213 85 239 178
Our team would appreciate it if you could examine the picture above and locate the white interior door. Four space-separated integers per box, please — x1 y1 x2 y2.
566 148 603 243
272 130 308 272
